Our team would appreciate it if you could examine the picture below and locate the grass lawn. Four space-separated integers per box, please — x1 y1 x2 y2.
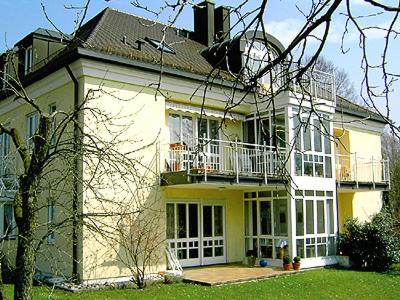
3 268 400 299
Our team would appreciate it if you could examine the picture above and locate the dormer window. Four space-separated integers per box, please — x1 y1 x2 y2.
24 46 33 75
243 40 282 88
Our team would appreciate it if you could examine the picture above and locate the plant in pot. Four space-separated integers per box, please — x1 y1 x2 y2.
245 250 257 267
292 256 301 271
282 255 292 271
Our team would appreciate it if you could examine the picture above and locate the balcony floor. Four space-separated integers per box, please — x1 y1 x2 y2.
161 170 287 187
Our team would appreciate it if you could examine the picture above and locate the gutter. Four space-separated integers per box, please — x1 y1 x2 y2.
65 64 80 283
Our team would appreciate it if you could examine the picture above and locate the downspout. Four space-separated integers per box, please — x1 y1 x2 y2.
66 65 80 283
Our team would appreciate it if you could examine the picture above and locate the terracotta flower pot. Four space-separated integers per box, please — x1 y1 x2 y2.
283 263 291 271
292 262 301 271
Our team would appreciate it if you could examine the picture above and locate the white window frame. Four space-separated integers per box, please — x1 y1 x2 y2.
49 103 57 152
24 46 33 75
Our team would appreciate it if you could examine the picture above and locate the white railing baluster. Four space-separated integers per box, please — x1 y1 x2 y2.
235 137 239 183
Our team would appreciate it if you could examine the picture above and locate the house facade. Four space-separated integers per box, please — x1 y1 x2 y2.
0 1 389 283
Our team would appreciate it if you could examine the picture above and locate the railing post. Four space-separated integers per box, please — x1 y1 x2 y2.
263 141 268 185
186 135 190 175
235 137 239 184
336 154 341 188
354 152 358 188
371 155 375 189
203 133 207 182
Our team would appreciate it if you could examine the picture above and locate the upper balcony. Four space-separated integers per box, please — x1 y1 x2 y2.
336 154 390 189
292 68 336 103
0 156 18 196
161 138 287 186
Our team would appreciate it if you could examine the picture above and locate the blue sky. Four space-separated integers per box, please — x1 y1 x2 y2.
0 0 398 125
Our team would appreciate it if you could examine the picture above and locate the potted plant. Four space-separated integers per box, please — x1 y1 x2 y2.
292 256 301 271
244 249 257 267
282 255 292 271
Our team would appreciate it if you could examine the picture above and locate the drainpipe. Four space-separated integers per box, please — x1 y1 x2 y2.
66 65 80 283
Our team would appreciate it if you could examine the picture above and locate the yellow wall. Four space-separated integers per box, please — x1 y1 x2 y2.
338 191 382 232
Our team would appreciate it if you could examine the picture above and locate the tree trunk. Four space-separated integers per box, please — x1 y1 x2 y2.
13 229 36 300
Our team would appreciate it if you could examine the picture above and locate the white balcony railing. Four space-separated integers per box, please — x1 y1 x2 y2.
336 154 390 186
0 156 18 195
292 68 336 102
165 138 286 183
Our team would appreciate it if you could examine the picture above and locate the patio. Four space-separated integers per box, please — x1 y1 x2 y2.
183 264 295 286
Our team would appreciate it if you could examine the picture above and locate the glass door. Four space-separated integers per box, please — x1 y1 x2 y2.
166 203 200 267
202 205 226 265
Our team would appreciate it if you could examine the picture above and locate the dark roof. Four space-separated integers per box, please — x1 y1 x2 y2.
16 28 72 46
336 96 386 124
75 8 221 78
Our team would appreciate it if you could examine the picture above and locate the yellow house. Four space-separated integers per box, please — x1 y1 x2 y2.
0 2 389 284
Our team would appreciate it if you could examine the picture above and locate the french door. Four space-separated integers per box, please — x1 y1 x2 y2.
166 202 226 267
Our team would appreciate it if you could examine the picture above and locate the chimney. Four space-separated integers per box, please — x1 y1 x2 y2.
214 6 230 42
193 0 215 47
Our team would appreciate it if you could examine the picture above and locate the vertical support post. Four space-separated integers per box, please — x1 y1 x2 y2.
263 141 267 185
187 135 190 175
371 155 375 189
235 137 239 184
203 133 207 182
354 152 358 188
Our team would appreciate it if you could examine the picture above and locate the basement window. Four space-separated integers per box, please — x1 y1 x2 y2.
145 37 175 54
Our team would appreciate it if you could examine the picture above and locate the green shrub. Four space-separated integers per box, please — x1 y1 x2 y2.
338 211 400 271
282 255 292 264
293 256 301 263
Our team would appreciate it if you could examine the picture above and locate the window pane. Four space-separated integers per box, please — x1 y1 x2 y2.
177 204 187 238
296 199 304 236
327 198 334 234
188 204 198 238
293 115 301 151
214 206 223 237
252 201 257 236
182 116 193 146
244 201 250 236
317 200 325 234
203 206 212 237
169 114 181 143
296 239 305 258
260 201 272 235
323 120 331 154
166 204 175 239
306 200 314 234
244 120 255 144
303 123 311 151
209 120 219 140
295 153 302 176
257 119 270 145
325 157 332 178
313 119 322 152
260 238 273 258
274 198 288 236
198 118 207 139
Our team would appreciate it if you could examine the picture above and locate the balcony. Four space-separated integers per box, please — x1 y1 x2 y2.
335 154 390 189
292 69 336 103
0 156 18 196
162 138 287 186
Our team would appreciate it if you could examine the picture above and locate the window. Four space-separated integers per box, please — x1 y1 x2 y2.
244 40 282 87
244 191 288 259
26 112 38 150
24 46 33 75
293 112 333 178
168 114 195 146
3 203 16 239
295 190 336 258
47 200 55 244
0 132 10 157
